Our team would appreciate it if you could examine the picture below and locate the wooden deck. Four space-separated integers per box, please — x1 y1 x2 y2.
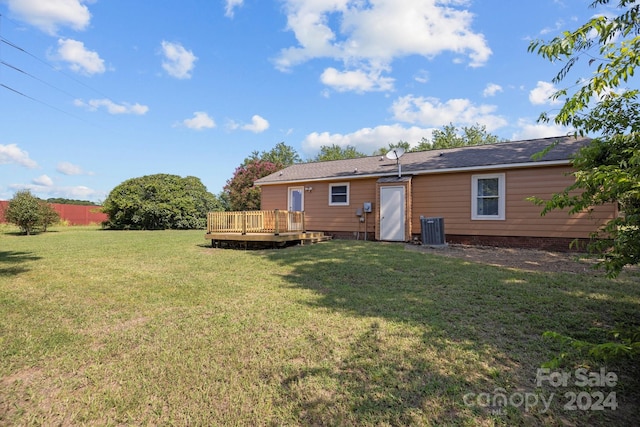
205 210 330 248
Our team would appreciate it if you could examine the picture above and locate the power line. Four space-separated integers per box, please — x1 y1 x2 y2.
0 82 108 130
0 35 111 99
0 13 116 131
1 60 78 98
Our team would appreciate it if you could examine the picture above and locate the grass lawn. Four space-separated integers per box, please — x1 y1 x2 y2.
1 226 639 425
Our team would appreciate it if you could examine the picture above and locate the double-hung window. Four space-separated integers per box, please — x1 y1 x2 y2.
471 173 505 220
329 183 349 206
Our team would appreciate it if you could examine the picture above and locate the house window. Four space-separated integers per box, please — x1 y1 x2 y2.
329 183 349 206
472 173 505 220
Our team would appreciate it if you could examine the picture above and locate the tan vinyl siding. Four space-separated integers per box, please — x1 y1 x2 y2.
260 179 378 235
411 165 616 239
261 164 616 240
260 185 287 210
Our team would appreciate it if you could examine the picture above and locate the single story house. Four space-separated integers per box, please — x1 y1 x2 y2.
254 136 617 250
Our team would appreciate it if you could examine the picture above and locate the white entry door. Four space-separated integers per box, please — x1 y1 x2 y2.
380 186 405 241
288 187 304 230
288 187 304 212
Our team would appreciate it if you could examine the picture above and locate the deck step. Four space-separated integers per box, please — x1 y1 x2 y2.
300 232 332 244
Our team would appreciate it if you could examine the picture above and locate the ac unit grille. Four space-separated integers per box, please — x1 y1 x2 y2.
420 216 446 245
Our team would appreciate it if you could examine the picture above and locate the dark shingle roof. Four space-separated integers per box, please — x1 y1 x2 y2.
255 135 590 185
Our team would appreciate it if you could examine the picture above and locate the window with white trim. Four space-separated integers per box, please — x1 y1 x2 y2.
471 173 505 220
329 183 349 206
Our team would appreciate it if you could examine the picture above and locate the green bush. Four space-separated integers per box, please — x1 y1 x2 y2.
102 174 221 230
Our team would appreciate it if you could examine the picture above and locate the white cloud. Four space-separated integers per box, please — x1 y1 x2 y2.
302 124 435 155
540 19 566 36
57 161 89 175
483 83 503 97
74 98 149 115
529 81 562 105
5 0 91 34
511 119 573 140
10 183 102 201
414 70 429 84
161 41 197 79
0 143 38 168
56 38 105 75
391 95 508 131
180 112 216 130
33 174 54 186
320 67 394 92
242 115 270 133
225 0 244 18
275 0 491 93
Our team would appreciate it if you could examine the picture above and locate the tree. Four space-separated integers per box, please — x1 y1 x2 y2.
102 174 221 230
222 142 301 212
529 0 640 277
528 0 640 363
5 190 43 235
412 123 505 151
38 201 60 231
223 160 280 211
311 144 367 162
244 142 302 168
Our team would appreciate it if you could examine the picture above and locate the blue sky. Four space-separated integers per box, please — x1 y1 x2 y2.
0 0 605 202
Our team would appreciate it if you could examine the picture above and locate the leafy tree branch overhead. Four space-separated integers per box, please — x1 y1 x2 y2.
529 0 640 277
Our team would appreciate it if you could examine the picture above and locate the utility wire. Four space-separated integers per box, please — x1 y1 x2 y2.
0 82 108 130
1 60 78 99
0 36 111 99
0 14 114 132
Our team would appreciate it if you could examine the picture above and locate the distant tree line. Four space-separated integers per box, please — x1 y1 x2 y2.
46 198 99 206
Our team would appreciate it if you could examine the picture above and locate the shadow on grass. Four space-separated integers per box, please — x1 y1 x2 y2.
260 240 640 426
0 251 42 276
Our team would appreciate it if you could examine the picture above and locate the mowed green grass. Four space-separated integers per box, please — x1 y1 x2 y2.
1 226 639 426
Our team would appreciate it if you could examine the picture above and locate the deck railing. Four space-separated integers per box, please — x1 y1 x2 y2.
207 210 305 235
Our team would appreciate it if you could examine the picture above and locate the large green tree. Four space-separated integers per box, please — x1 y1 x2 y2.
102 174 220 230
529 0 640 277
5 190 44 235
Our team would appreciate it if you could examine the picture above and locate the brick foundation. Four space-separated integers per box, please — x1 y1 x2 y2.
441 234 592 252
321 230 593 252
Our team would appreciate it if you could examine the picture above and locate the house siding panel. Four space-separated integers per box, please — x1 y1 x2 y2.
411 166 616 239
261 179 378 238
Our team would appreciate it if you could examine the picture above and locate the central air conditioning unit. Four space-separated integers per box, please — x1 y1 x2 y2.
420 216 446 246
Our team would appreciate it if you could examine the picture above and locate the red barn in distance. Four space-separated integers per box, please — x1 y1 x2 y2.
0 201 108 226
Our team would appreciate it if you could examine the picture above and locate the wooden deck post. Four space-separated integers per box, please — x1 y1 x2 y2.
274 209 280 235
242 211 247 235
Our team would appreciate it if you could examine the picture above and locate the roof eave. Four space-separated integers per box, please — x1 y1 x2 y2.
255 159 572 186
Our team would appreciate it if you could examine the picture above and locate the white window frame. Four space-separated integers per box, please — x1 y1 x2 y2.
471 173 505 220
329 182 350 206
